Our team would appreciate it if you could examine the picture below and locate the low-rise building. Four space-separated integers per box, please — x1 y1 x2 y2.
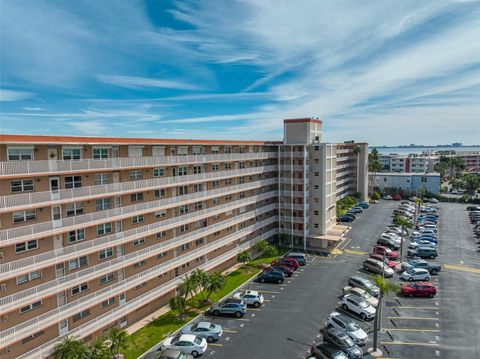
370 172 441 194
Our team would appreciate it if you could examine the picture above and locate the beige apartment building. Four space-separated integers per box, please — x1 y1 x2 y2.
0 118 367 358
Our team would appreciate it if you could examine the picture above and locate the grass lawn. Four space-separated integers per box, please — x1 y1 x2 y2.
123 254 280 359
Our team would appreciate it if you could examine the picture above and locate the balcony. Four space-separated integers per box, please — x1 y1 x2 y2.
279 202 309 211
279 177 309 185
281 228 308 237
0 165 278 213
0 152 278 178
279 165 309 172
0 177 277 245
279 190 309 198
16 228 279 359
1 219 278 348
279 151 306 158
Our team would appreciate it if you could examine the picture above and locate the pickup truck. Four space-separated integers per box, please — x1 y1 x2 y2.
401 259 441 275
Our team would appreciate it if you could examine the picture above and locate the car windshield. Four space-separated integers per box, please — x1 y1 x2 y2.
171 335 181 343
194 337 203 345
346 322 359 331
342 336 355 347
358 300 369 308
363 281 374 289
362 291 372 299
209 324 216 330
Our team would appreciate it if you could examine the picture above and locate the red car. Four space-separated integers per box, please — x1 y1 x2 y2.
369 253 398 269
270 265 294 277
401 282 437 298
372 245 399 260
393 194 401 201
271 258 299 270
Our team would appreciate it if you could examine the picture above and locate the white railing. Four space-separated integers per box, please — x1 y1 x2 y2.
279 190 309 198
0 152 278 177
282 228 308 237
282 216 309 224
15 228 279 359
279 165 309 172
0 165 278 213
1 218 278 348
279 177 309 185
0 191 278 281
279 203 309 211
0 177 277 245
279 151 306 158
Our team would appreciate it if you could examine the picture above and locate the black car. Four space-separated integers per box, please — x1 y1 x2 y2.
467 206 480 211
310 342 348 359
322 328 363 359
376 237 400 251
257 270 285 284
407 247 438 259
338 215 355 222
270 265 293 277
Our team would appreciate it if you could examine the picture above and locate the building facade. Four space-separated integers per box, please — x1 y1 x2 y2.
370 172 441 194
0 118 367 358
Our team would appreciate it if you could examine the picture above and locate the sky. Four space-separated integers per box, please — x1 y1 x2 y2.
1 0 480 146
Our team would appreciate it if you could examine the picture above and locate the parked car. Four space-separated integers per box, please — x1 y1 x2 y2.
340 294 376 321
380 232 401 243
350 207 363 214
271 258 299 270
400 268 431 282
283 252 307 265
407 247 438 259
400 282 437 298
257 270 285 284
357 202 369 209
270 265 294 277
180 322 223 343
348 276 380 297
467 206 480 211
232 290 264 307
393 194 401 201
326 311 368 346
362 258 394 277
160 334 207 358
338 215 355 222
401 259 441 274
408 240 436 250
424 197 439 203
376 237 400 251
410 235 437 244
368 253 398 269
156 349 193 359
209 300 246 318
310 342 348 359
322 328 363 359
382 195 393 200
342 286 378 307
372 245 399 260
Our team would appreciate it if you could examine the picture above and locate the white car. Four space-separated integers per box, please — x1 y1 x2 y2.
400 268 430 282
381 233 401 244
326 311 368 346
342 286 378 307
340 294 376 321
408 241 436 250
161 334 207 357
420 224 437 232
232 290 264 307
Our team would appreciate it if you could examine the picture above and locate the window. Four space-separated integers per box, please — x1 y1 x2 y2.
134 260 146 268
314 185 319 190
132 215 144 224
238 177 245 184
211 146 220 154
98 247 114 260
69 256 88 270
314 223 319 228
16 270 41 285
314 159 319 164
192 146 203 155
180 224 188 233
8 147 33 161
62 148 81 160
180 243 189 252
94 173 109 185
225 146 232 154
101 297 116 308
15 240 38 253
130 193 143 202
314 146 319 151
129 170 143 180
314 172 319 177
13 210 36 223
179 205 188 214
212 164 219 171
153 168 165 177
100 273 114 284
20 300 42 314
65 176 82 189
66 202 84 216
193 184 203 192
73 309 90 321
193 165 202 174
155 210 166 218
96 198 112 211
212 198 220 205
178 167 188 176
156 231 166 238
93 148 109 159
97 223 112 236
224 163 232 170
178 186 188 195
224 178 232 185
195 238 204 246
314 210 319 215
156 252 167 259
212 180 220 188
21 331 44 344
155 189 166 198
71 283 88 296
10 179 34 193
68 229 85 243
194 202 203 210
133 238 145 246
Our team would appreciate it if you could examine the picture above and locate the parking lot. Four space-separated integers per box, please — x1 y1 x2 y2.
150 200 480 358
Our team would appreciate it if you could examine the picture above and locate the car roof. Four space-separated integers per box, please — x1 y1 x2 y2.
244 290 259 296
330 311 354 324
412 268 429 273
196 322 212 329
417 281 434 286
177 334 196 342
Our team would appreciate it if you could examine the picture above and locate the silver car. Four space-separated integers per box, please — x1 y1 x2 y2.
232 290 264 307
180 322 223 342
326 311 368 346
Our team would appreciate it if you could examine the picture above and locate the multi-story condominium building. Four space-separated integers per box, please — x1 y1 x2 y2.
370 172 441 194
0 118 367 359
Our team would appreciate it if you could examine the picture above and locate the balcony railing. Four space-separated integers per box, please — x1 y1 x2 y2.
0 152 278 178
278 177 309 185
279 151 306 158
279 203 309 211
0 177 277 245
281 228 308 237
279 165 309 172
15 228 279 359
1 218 278 348
0 165 278 213
279 190 309 198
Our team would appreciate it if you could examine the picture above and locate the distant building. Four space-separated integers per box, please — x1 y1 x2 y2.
370 172 441 194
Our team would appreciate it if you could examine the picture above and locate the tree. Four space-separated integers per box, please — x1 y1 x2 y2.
237 251 252 266
462 173 480 195
448 156 465 178
105 327 128 358
368 148 382 195
169 295 188 319
191 269 209 301
87 337 110 359
434 158 450 179
371 275 400 352
178 274 198 301
394 215 413 262
371 192 381 201
53 336 89 359
253 240 278 257
204 272 226 302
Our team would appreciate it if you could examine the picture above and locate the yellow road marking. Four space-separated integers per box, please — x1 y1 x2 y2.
343 249 368 256
255 290 280 294
223 329 237 333
391 306 439 310
331 248 343 255
381 341 439 346
387 328 440 333
237 318 250 321
248 308 261 311
388 317 438 320
444 263 480 274
263 299 271 302
209 343 224 347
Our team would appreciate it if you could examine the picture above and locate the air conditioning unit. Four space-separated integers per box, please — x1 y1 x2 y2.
0 283 6 292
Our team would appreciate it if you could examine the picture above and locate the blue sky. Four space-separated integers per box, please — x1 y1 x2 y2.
1 0 479 145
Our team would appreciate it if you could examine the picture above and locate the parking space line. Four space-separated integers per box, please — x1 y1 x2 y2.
249 308 261 311
255 290 280 294
237 318 250 321
381 341 440 346
444 263 480 274
391 306 440 310
388 317 438 320
263 299 271 302
209 343 224 347
223 329 237 333
386 328 440 332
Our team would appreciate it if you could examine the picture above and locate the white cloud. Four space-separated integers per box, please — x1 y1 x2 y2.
66 120 108 135
0 89 33 101
22 107 43 111
96 75 201 91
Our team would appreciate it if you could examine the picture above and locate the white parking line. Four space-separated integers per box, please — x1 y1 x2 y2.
435 323 439 328
435 350 440 356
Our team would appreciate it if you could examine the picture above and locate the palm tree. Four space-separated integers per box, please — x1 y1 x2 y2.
178 274 198 301
191 269 209 301
434 158 450 179
105 327 128 358
53 336 89 359
237 251 252 267
394 215 413 262
204 272 226 303
371 275 400 352
368 148 382 195
448 156 465 178
462 173 480 195
169 295 188 319
87 337 110 359
253 240 270 256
